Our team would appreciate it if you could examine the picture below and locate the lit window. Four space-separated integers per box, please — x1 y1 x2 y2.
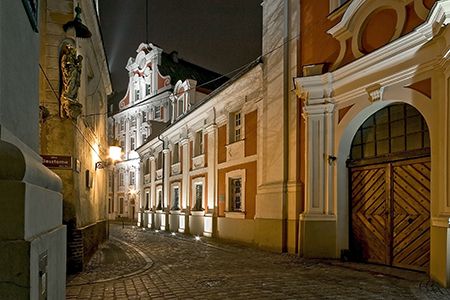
119 173 124 186
130 171 135 186
135 89 140 101
155 106 161 119
120 118 124 131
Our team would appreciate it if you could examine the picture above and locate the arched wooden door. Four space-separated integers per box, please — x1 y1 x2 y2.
348 104 430 272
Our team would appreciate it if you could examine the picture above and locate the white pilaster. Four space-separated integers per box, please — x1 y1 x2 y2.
181 138 189 209
303 103 335 215
150 156 156 209
206 124 217 212
163 148 170 209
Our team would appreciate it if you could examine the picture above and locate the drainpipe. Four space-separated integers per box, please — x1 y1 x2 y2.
282 0 290 252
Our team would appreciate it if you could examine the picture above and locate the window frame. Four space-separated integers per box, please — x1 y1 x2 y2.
194 130 204 157
225 169 246 215
229 110 244 144
191 177 205 211
171 183 180 210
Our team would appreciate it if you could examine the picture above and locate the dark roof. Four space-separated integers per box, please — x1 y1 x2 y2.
159 51 229 92
147 120 170 141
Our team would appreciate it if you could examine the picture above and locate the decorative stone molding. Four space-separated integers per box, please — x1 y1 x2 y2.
226 140 245 162
294 73 333 105
156 169 162 180
327 0 407 67
192 154 205 169
171 162 181 175
365 83 385 102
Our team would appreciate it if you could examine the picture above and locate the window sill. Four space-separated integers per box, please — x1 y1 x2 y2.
191 210 205 216
224 211 245 219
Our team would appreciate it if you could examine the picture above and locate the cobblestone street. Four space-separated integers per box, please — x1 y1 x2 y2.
66 224 450 299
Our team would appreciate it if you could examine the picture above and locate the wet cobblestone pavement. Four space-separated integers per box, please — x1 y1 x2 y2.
66 224 450 299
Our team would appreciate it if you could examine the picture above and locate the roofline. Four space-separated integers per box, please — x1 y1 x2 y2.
135 58 263 153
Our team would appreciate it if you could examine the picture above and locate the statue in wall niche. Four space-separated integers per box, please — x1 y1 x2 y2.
60 44 83 120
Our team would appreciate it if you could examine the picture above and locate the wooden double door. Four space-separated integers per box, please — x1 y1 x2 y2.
350 157 430 271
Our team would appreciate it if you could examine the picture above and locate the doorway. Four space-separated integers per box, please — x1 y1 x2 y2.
348 103 430 272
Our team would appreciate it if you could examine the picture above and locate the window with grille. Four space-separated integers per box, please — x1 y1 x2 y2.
172 186 180 210
230 178 242 211
193 184 203 211
350 104 430 161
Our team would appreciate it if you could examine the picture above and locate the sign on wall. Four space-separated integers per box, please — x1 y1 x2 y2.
41 155 72 169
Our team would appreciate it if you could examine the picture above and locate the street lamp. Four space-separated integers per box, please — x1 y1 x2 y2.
95 146 122 170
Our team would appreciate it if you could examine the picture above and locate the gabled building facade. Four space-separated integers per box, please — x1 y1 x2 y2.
108 43 225 221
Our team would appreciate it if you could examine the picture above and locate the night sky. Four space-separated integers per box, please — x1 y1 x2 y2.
98 0 262 94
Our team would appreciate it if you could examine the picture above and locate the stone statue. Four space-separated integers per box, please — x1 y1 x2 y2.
60 44 83 119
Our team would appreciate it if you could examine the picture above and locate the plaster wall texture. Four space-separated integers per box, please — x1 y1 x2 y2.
0 0 67 297
0 0 39 151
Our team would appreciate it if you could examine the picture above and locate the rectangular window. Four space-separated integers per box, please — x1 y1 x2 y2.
172 187 180 210
119 173 124 187
135 89 140 101
142 132 147 144
146 83 151 95
157 189 163 209
230 178 242 211
154 106 161 119
130 136 135 150
119 197 124 214
173 143 179 163
145 191 150 210
120 118 124 131
142 111 147 122
130 171 135 186
131 116 136 127
194 131 203 156
194 184 203 211
156 151 163 169
144 158 150 174
108 198 112 213
229 111 242 143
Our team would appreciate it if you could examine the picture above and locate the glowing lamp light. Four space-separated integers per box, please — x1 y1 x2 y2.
195 236 201 241
109 146 122 162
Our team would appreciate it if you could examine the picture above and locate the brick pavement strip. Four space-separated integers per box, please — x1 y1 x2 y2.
66 224 450 299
